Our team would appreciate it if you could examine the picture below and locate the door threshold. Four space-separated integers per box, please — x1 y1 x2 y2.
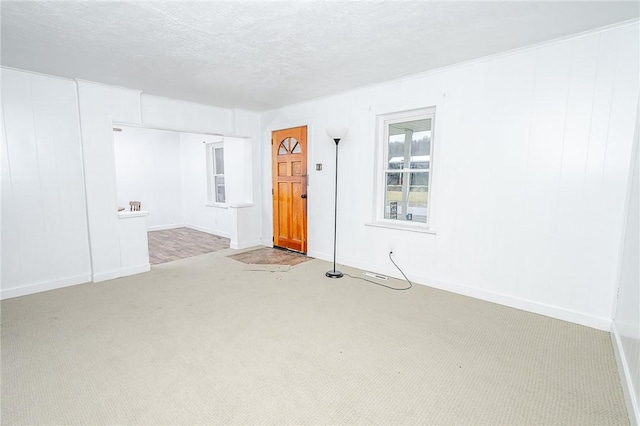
273 246 307 256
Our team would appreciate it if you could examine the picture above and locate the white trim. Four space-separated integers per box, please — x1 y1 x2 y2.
112 121 240 138
75 79 143 94
611 95 640 319
147 223 185 231
203 139 225 145
205 203 228 209
375 107 436 229
365 221 436 234
184 224 230 238
308 251 612 331
611 323 640 426
1 66 77 82
1 274 92 300
207 142 226 204
230 239 262 250
73 78 96 283
92 263 151 283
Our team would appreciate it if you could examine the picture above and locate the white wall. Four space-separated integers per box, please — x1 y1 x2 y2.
224 136 253 205
142 96 262 244
231 108 263 247
114 126 183 230
1 69 91 298
141 94 233 135
77 81 143 282
260 23 640 330
178 133 254 237
2 68 262 294
112 126 254 235
180 132 230 236
78 83 261 282
612 102 640 425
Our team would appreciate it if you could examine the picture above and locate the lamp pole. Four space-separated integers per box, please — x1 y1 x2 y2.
325 127 348 279
326 137 342 278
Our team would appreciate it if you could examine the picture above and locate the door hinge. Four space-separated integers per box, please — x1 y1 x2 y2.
272 236 274 242
272 188 274 195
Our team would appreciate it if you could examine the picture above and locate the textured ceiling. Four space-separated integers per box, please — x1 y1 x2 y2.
1 1 638 111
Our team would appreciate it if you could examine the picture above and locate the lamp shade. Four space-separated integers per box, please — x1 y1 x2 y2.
326 127 349 141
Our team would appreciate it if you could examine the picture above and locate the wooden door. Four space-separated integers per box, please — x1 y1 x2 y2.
272 126 307 253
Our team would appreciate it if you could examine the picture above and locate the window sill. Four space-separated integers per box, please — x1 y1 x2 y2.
118 210 149 219
206 203 228 209
365 221 436 234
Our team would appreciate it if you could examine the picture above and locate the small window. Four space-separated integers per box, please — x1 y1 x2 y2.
377 108 435 226
278 137 301 154
207 143 225 204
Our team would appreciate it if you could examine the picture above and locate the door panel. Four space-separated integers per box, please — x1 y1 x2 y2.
278 162 287 177
272 126 307 253
278 182 290 238
292 161 302 176
292 182 304 241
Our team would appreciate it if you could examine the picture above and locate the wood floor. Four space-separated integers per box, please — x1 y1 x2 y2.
148 228 311 267
148 227 229 265
228 246 311 266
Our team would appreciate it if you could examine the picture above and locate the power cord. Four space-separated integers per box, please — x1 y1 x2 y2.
344 251 413 291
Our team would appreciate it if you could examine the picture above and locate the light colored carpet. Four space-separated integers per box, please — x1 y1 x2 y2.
1 248 629 425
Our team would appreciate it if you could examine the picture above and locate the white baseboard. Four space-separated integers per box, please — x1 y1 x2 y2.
611 323 640 425
184 224 230 238
308 252 612 331
230 239 262 250
92 263 151 283
0 273 92 300
147 223 185 231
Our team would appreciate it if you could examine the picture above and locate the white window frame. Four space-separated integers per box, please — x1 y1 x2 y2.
374 106 436 230
206 142 226 205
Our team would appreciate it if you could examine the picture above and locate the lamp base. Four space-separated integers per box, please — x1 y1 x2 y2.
325 270 344 279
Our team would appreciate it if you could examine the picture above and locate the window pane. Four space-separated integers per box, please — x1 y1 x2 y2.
384 171 428 223
215 147 224 174
278 137 300 155
387 118 431 170
278 142 288 155
215 176 225 203
410 171 429 188
380 108 434 226
387 133 406 169
386 172 402 186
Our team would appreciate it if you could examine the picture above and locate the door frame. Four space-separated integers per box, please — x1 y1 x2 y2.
265 120 314 252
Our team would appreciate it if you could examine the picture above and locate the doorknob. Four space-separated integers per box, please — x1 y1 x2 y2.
301 194 307 199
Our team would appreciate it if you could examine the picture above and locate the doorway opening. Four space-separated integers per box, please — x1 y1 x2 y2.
112 124 250 264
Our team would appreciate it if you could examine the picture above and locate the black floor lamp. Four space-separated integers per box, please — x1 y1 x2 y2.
325 127 349 279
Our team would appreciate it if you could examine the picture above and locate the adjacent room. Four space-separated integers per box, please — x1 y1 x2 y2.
1 1 639 424
112 125 251 263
